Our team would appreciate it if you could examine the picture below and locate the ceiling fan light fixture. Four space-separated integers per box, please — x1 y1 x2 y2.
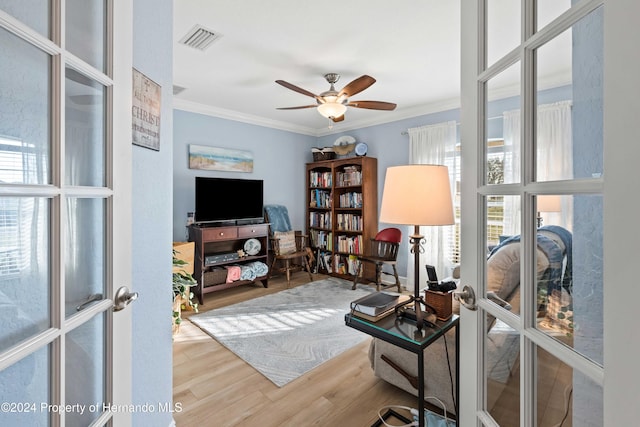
276 73 394 121
317 101 347 119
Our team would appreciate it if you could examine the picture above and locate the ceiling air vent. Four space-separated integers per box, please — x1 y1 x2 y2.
179 25 222 51
173 85 187 95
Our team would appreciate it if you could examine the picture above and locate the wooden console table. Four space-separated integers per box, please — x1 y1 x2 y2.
189 223 270 305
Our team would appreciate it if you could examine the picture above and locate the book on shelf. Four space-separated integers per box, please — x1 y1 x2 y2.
350 292 407 316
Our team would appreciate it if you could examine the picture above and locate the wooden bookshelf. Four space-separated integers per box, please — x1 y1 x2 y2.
306 156 378 281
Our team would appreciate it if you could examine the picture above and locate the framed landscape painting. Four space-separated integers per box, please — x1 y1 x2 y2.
188 144 254 172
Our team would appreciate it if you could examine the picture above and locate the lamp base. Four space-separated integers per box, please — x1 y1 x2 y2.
394 295 438 330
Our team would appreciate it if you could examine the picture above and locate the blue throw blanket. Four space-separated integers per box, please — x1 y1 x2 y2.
263 204 292 233
488 225 572 295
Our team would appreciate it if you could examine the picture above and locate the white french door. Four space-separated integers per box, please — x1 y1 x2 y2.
459 0 640 426
0 1 133 426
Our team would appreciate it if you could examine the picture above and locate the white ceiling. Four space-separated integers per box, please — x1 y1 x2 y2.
173 1 462 136
173 1 574 137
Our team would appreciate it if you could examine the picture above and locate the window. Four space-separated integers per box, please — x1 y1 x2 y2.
0 136 42 277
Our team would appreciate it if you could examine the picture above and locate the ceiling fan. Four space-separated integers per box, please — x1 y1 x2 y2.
275 73 397 122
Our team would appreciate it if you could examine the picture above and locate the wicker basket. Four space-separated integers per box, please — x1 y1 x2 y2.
204 268 227 287
425 290 453 320
311 147 336 162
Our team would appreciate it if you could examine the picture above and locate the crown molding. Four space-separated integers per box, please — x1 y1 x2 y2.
173 99 319 136
315 97 462 136
173 96 462 138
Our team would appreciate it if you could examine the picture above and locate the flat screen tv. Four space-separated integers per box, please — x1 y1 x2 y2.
194 177 264 225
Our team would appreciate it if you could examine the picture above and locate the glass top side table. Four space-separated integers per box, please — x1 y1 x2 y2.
345 312 459 427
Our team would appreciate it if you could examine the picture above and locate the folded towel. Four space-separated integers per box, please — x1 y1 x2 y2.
240 265 257 281
225 266 242 283
248 261 269 277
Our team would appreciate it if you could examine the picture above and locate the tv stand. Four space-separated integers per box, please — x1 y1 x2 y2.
188 223 270 305
236 217 265 226
195 218 265 227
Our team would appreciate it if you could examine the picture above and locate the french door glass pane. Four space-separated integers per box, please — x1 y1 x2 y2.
487 61 520 185
0 1 51 38
486 195 521 315
536 0 571 31
66 313 105 426
536 346 603 426
65 67 106 187
535 194 602 365
65 198 105 318
486 0 520 68
536 7 603 182
0 27 50 185
485 312 520 426
0 197 50 352
0 345 50 426
65 0 106 72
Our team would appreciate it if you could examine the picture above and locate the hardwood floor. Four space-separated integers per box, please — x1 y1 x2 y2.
173 273 574 426
172 273 417 427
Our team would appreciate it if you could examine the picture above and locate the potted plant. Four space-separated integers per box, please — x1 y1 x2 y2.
173 249 198 335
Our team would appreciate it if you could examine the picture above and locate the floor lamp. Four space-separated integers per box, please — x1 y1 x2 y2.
379 165 454 330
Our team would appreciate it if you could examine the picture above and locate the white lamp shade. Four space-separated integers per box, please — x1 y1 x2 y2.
317 102 347 119
537 195 562 212
379 165 454 226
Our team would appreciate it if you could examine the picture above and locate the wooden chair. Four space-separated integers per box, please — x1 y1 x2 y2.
264 205 313 288
352 227 403 292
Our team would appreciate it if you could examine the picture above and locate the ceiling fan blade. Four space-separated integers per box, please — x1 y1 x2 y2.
332 114 345 123
276 105 317 110
275 80 318 99
347 100 397 111
338 75 376 98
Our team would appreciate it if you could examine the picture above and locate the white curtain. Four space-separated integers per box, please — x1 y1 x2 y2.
537 101 573 229
502 100 573 233
502 109 522 236
407 121 457 289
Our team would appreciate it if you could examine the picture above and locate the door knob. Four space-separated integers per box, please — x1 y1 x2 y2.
454 285 477 311
113 286 138 312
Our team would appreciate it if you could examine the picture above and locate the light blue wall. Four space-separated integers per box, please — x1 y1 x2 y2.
172 110 316 241
316 110 460 276
571 6 604 424
132 0 174 426
172 108 463 277
173 86 573 280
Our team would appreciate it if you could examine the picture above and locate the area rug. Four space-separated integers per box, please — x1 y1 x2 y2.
189 277 375 387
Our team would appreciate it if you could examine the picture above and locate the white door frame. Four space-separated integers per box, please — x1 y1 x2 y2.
0 1 133 425
111 0 133 425
459 0 640 425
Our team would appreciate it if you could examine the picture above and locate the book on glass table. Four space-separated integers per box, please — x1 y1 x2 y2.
350 292 410 317
350 299 407 322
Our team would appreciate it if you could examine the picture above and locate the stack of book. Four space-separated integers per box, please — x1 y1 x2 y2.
350 292 411 322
